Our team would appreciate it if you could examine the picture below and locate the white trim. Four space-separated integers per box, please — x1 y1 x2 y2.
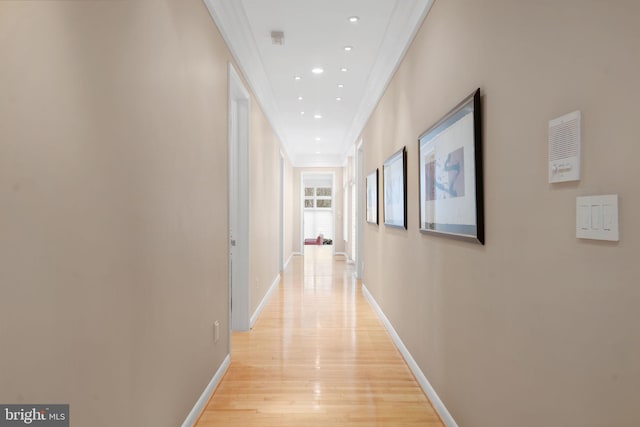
204 0 433 168
228 62 251 332
181 354 231 427
355 140 364 279
203 0 293 163
361 284 458 427
250 274 281 328
335 252 350 261
300 171 336 255
340 0 435 160
279 151 285 271
283 253 294 270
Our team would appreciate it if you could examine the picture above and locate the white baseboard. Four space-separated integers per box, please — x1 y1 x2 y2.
181 354 230 427
250 273 281 328
284 253 294 270
335 251 350 261
361 284 458 427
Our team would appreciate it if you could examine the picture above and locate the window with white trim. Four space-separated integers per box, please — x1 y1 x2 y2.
304 186 332 209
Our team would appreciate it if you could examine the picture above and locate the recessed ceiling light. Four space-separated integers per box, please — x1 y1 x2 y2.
336 97 342 101
348 16 359 23
337 84 344 88
297 96 303 101
315 151 322 154
340 67 348 72
300 111 305 115
294 75 301 80
312 67 324 74
314 114 322 119
315 137 321 141
344 46 353 52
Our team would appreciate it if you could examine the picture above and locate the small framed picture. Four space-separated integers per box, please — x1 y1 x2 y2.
383 147 407 229
366 169 379 225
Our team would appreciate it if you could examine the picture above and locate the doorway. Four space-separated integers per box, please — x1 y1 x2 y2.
279 152 285 271
356 140 364 279
228 63 250 332
301 172 335 254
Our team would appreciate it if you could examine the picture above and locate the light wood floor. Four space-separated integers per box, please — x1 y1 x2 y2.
195 246 444 427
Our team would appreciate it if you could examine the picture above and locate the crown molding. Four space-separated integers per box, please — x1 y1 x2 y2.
340 0 434 160
203 0 294 163
204 0 433 168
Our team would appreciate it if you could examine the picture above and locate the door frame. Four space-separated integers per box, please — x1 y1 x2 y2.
279 151 285 271
228 63 250 332
355 140 364 279
300 171 336 255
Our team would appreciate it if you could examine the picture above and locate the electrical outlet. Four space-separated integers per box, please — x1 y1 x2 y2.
214 321 220 343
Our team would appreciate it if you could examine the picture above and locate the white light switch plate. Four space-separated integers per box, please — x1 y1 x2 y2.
576 195 619 241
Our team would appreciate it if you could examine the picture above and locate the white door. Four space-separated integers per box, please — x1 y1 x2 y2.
228 64 250 332
356 141 364 279
279 152 285 271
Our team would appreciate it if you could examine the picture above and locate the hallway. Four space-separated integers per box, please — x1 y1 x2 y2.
195 246 444 426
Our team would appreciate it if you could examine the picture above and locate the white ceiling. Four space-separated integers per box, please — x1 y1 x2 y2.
204 0 433 167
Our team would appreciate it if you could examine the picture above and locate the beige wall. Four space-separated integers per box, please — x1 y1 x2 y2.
362 1 640 426
248 104 288 314
292 167 345 254
283 156 295 265
0 1 282 425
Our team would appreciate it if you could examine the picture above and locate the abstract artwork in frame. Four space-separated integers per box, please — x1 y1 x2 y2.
366 169 379 225
418 88 484 244
383 147 407 229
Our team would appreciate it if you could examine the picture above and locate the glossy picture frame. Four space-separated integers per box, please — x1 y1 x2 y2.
418 88 484 244
383 147 407 229
366 169 379 225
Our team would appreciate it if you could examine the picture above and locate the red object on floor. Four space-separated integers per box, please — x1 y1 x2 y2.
304 235 323 245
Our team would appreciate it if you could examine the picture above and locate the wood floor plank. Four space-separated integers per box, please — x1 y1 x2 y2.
195 246 444 427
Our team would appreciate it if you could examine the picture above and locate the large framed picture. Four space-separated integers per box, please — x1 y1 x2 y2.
366 169 379 225
383 147 407 229
418 88 484 244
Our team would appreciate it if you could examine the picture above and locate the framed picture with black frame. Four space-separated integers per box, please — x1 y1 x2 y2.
418 88 484 244
383 147 407 229
366 169 379 225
